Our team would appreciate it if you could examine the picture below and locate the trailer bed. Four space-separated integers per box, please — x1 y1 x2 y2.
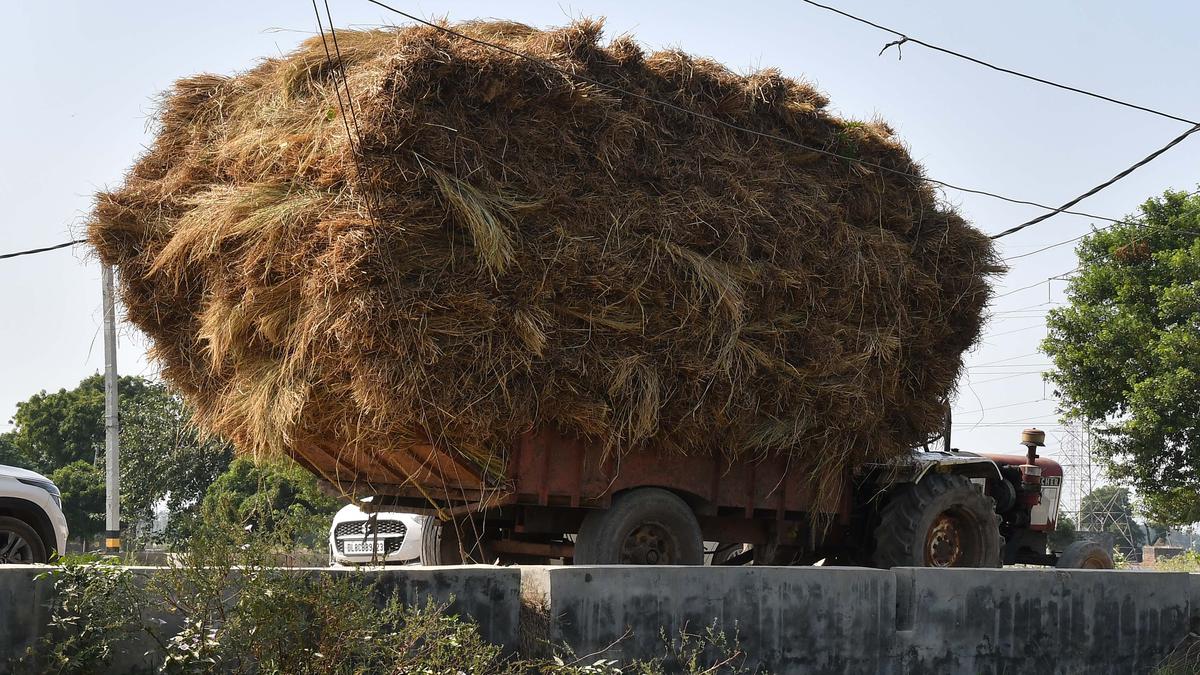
294 428 845 519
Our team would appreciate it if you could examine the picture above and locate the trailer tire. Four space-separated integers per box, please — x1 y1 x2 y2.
873 474 1001 568
420 516 496 565
1056 540 1114 569
575 488 703 565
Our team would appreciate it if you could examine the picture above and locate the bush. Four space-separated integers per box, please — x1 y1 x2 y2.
20 501 757 674
20 535 757 673
1152 550 1200 572
20 524 520 674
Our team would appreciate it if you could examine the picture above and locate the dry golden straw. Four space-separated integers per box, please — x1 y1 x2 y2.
89 19 1000 493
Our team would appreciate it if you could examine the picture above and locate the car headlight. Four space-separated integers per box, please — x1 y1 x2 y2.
18 478 62 509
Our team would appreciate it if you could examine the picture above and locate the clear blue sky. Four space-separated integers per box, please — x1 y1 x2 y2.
3 1 1198 506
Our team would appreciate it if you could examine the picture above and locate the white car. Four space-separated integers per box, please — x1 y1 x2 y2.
328 503 423 566
0 464 68 564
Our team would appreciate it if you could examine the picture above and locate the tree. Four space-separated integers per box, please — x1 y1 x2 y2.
1048 514 1077 552
49 461 106 549
0 435 25 468
6 374 153 472
199 457 341 547
117 385 234 545
1 374 233 547
1043 189 1200 526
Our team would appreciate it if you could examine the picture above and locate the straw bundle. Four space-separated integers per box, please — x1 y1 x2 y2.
89 20 999 489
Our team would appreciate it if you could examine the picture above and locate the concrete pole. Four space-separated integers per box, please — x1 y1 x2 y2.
102 264 120 554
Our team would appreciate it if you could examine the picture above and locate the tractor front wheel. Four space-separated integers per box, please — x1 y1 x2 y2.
1056 540 1115 569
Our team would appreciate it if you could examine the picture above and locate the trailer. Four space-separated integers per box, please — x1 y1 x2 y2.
296 426 1111 569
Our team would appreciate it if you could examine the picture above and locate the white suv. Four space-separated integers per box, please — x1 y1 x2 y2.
329 503 422 566
0 464 68 563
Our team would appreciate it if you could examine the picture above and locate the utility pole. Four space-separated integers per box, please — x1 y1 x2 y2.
102 264 120 554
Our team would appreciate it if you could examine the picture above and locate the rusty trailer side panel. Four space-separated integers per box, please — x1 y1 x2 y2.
298 428 843 518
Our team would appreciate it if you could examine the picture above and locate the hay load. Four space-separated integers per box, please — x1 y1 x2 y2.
89 19 999 490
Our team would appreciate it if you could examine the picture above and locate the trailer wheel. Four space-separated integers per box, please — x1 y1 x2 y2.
1056 540 1115 569
575 488 704 565
873 474 1001 568
419 516 496 565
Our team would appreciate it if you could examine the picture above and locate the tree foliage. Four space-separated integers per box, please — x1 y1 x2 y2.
1048 514 1076 552
5 374 153 472
118 385 234 544
1043 189 1200 525
1 374 233 546
49 460 106 546
199 457 340 547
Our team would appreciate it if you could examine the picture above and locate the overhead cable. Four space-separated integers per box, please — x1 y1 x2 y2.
360 0 1142 230
0 239 85 261
798 0 1199 126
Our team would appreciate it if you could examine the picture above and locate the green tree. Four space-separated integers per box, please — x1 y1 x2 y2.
6 374 153 472
199 457 341 547
2 374 233 547
0 434 25 468
117 385 234 545
1043 189 1200 525
1049 514 1077 552
49 460 106 549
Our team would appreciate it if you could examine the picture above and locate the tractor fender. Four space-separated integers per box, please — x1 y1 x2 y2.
870 450 1004 486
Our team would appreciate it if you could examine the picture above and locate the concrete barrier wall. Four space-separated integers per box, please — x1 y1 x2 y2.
0 566 52 667
524 566 1193 674
522 566 895 673
2 565 1195 674
0 564 522 673
891 567 1191 673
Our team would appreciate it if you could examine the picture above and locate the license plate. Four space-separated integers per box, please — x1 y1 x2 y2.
342 539 385 555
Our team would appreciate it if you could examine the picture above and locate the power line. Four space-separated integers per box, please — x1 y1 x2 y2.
0 239 85 261
992 267 1079 299
990 123 1200 240
951 422 1064 428
953 397 1048 416
986 322 1047 339
970 351 1043 366
989 302 1059 315
312 0 381 227
798 0 1199 127
967 361 1051 368
1001 188 1200 262
972 371 1047 385
1002 230 1095 262
360 0 1138 230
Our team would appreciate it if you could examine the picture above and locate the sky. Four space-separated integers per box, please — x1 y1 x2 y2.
3 1 1198 510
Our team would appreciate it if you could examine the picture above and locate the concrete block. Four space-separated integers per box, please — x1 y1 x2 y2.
337 565 523 650
0 565 53 668
891 567 1190 675
1188 572 1200 627
524 565 895 673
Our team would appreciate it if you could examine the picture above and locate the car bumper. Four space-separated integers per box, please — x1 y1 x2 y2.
330 536 421 565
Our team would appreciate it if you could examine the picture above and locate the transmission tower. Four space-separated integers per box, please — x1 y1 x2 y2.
1051 419 1141 557
1050 420 1095 524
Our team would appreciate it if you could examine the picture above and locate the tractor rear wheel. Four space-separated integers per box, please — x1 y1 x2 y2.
873 474 1001 568
575 488 704 565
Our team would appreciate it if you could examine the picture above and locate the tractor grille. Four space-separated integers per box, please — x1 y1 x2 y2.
334 519 407 556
